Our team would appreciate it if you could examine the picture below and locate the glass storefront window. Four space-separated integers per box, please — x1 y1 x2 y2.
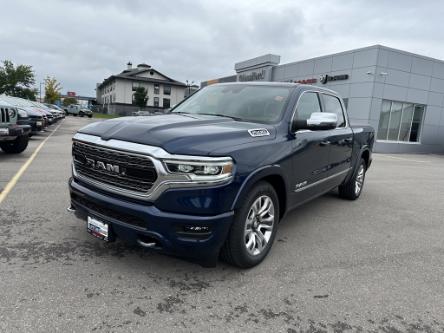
387 102 402 141
410 105 425 142
377 100 426 143
398 104 414 142
377 100 391 140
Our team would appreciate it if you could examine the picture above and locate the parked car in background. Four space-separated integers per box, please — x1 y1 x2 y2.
69 82 375 268
0 101 30 154
45 103 65 119
30 101 58 123
1 95 49 128
66 105 93 118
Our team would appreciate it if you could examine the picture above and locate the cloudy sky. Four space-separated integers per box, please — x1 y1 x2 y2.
1 0 443 96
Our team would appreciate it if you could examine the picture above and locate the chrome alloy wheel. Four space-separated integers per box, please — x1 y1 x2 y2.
355 164 365 195
244 195 275 256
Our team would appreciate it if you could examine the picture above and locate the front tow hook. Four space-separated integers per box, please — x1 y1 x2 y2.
137 239 157 248
67 205 76 213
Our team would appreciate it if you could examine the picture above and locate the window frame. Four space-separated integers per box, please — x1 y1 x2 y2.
163 85 171 95
163 98 170 109
153 97 159 107
154 84 160 94
320 92 347 128
290 90 349 133
376 99 426 144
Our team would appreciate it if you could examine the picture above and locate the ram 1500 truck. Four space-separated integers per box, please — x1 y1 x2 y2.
68 82 374 268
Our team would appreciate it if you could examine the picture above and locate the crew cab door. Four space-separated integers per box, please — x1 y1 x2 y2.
320 93 353 183
288 91 332 207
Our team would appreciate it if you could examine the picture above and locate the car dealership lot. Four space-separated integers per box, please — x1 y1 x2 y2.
1 117 444 332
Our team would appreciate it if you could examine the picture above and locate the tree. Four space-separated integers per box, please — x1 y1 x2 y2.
0 60 37 100
133 87 148 108
63 97 78 106
44 76 62 104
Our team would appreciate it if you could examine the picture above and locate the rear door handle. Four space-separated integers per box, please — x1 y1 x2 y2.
320 140 331 146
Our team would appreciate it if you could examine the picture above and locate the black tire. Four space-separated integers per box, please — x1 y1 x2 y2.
88 115 92 118
73 114 77 117
0 135 29 154
79 112 84 117
338 158 367 200
221 181 279 268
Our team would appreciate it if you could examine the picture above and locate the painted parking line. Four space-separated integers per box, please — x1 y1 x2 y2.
375 154 429 163
0 120 64 205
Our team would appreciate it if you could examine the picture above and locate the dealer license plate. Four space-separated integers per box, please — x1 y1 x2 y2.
0 128 9 136
87 216 109 241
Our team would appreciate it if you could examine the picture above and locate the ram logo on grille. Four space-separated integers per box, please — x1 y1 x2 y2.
85 157 124 175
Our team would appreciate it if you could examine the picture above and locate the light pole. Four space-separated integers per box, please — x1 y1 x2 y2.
39 82 44 102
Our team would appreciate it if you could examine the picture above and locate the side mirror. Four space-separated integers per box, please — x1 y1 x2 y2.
292 112 338 132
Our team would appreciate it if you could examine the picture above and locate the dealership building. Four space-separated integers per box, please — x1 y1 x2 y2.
201 45 444 153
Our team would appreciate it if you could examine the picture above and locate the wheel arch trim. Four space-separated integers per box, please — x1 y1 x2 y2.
230 165 288 215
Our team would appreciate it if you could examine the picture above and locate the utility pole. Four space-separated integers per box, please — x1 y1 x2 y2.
39 81 44 102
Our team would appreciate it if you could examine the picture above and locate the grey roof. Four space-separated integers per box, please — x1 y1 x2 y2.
98 66 186 89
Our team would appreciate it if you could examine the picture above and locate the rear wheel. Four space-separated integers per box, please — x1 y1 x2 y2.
221 181 279 268
0 135 29 154
79 111 84 117
338 158 366 200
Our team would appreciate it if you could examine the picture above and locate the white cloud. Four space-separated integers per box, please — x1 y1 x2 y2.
1 0 443 96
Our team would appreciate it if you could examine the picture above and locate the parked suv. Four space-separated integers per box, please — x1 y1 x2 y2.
69 83 374 267
0 102 30 154
66 105 93 118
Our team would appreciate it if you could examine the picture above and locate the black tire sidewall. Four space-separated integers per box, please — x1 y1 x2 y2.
229 181 279 267
0 135 28 154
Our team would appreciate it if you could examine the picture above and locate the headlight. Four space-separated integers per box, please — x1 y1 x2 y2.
8 109 17 118
17 109 27 118
164 159 233 181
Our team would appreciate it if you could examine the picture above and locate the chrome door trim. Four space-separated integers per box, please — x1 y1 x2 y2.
294 167 352 193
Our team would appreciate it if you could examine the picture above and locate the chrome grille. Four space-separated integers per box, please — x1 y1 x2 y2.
1 108 10 123
72 140 157 193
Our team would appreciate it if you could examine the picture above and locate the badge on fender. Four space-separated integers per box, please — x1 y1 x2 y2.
248 128 270 137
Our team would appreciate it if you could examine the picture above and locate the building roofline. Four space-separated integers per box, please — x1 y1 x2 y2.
97 67 186 89
279 44 444 68
98 75 186 89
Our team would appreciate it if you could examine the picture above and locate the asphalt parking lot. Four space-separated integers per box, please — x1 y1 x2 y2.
1 116 444 332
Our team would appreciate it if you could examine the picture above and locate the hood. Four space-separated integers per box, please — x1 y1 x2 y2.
77 114 276 155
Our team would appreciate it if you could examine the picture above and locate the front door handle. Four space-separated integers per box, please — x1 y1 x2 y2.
320 140 331 146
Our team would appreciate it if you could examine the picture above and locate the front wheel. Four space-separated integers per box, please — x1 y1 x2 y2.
338 158 366 200
0 135 29 154
221 181 279 268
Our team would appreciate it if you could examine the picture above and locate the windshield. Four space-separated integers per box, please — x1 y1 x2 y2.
172 84 292 124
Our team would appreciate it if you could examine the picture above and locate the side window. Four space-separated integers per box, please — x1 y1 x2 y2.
322 94 346 127
295 92 321 121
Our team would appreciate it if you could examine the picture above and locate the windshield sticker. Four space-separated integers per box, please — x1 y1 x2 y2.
248 128 270 137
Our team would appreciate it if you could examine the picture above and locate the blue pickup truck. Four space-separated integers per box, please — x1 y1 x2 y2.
69 82 374 268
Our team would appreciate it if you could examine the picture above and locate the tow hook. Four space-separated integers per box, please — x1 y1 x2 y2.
67 205 76 213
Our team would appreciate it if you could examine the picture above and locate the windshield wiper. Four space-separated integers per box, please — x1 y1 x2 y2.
198 113 242 121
